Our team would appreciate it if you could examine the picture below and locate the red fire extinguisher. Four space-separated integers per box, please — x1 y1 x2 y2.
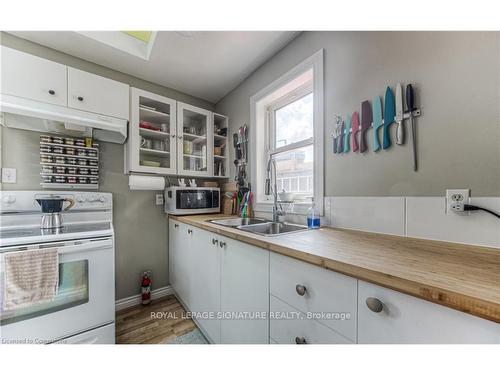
141 271 152 305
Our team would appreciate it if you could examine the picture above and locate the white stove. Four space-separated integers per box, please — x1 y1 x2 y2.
0 191 115 344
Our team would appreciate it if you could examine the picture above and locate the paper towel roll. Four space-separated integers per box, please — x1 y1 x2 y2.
128 175 165 190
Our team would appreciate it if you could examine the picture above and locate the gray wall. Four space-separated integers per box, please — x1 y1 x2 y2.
0 33 215 300
216 31 500 196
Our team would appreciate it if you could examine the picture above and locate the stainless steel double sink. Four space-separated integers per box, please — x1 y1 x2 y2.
209 217 308 237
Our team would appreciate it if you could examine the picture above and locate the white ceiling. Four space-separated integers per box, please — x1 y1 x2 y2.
9 31 299 103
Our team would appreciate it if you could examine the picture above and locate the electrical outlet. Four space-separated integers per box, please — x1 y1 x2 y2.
446 189 470 214
155 194 164 206
1 168 17 183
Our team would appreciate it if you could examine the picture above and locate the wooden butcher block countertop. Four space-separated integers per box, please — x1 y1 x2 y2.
170 214 500 323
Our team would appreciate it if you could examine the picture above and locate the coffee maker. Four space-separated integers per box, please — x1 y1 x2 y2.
35 196 75 229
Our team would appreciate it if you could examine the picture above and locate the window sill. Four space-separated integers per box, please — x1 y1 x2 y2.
254 201 322 216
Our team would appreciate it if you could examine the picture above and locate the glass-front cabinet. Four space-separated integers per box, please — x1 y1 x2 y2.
176 102 213 177
126 88 226 178
126 88 177 175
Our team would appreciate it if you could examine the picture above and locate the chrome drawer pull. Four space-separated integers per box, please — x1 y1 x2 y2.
366 297 384 313
295 284 307 296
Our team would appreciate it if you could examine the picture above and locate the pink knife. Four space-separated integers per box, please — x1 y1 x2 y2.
351 111 360 152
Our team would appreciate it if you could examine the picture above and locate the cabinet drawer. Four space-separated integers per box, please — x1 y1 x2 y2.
270 296 352 344
1 46 67 106
68 67 129 119
358 281 500 344
270 252 357 341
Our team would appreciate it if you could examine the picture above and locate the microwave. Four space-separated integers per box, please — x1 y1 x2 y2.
164 186 220 215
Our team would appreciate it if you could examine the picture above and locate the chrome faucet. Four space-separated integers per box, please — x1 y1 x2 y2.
265 155 284 222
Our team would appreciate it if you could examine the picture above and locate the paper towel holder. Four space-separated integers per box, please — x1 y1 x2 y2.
128 174 166 191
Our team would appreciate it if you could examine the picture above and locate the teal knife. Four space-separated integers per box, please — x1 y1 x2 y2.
372 96 383 152
344 113 351 153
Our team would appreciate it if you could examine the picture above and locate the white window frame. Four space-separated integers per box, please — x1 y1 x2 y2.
266 83 314 201
250 49 324 215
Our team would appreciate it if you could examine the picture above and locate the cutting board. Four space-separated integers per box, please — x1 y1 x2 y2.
360 100 372 153
383 86 396 149
372 96 383 152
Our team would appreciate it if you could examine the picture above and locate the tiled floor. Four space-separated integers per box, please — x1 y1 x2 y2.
115 294 197 344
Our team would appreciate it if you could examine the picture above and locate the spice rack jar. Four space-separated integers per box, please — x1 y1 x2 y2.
39 135 100 189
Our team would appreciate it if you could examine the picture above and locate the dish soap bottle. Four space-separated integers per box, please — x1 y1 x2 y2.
307 199 320 229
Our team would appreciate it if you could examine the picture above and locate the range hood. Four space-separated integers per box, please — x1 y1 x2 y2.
0 94 128 143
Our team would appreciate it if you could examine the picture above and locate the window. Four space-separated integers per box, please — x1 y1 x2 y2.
251 50 324 214
268 87 314 201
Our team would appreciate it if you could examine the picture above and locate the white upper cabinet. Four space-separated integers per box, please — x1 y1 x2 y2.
67 67 129 119
177 102 214 177
1 46 67 106
126 88 177 174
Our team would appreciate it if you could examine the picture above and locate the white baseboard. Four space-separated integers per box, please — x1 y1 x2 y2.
115 285 175 311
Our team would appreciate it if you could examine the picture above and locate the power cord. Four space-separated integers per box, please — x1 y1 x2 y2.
463 204 500 219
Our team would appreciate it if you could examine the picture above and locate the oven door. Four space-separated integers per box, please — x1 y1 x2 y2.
0 237 114 344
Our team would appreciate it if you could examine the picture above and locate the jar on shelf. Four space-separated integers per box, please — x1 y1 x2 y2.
77 149 87 157
65 148 76 156
55 156 66 164
55 176 66 184
87 150 98 158
42 175 53 183
93 142 99 149
89 177 99 185
66 157 77 165
78 167 89 175
67 176 77 184
41 155 53 164
64 138 75 146
52 137 64 145
75 139 85 147
67 167 78 174
40 135 52 143
40 145 52 153
55 166 66 174
78 177 88 184
90 169 98 176
42 165 53 174
52 146 64 154
88 160 98 167
77 159 88 166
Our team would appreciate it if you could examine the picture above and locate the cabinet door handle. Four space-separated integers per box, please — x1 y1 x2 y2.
212 238 219 245
295 336 307 344
171 134 176 138
174 224 179 228
77 96 84 102
178 136 183 140
48 89 55 95
366 297 384 313
219 241 226 248
295 284 307 296
187 229 193 234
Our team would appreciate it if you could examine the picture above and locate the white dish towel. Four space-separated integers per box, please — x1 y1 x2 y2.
3 248 59 310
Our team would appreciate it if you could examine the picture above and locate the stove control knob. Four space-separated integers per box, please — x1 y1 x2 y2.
98 196 105 203
76 195 86 203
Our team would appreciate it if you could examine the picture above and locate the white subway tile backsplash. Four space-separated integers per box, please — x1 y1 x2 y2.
406 197 500 248
329 197 405 236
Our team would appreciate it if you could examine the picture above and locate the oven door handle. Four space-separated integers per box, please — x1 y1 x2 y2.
39 238 113 255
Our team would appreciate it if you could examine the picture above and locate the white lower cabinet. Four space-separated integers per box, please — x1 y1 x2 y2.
270 252 357 342
189 227 221 344
270 296 352 344
358 281 500 344
169 219 499 344
220 236 269 344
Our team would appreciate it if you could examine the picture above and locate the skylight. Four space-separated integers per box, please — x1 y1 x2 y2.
77 31 157 60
